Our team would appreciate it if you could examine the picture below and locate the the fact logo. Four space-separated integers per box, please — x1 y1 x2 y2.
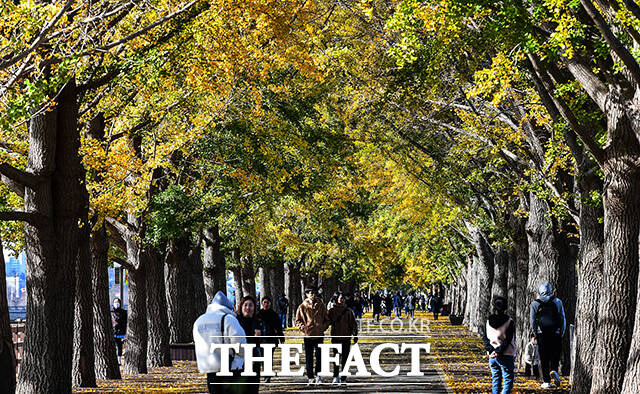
210 342 431 377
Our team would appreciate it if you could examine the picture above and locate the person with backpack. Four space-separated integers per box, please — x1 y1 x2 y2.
482 296 516 394
529 282 566 389
193 291 248 394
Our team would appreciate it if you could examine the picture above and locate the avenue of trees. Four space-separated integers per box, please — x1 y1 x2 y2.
1 1 640 394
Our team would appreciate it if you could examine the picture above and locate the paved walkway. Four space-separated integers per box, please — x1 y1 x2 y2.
75 311 450 393
75 311 571 393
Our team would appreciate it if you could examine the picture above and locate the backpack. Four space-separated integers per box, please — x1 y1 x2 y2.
534 297 560 334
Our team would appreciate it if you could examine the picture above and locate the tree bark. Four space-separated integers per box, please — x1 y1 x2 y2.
146 247 172 366
269 259 285 301
593 108 640 393
189 242 207 318
258 266 268 300
229 262 243 311
467 224 494 333
241 255 256 298
122 220 148 375
285 260 302 327
0 238 16 394
90 225 121 380
570 170 604 393
17 81 83 394
463 255 476 327
165 239 194 343
203 225 226 301
72 219 96 387
510 207 530 366
491 246 509 300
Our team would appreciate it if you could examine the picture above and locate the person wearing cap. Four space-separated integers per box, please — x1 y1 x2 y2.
529 282 566 389
295 287 330 385
483 296 516 394
193 291 248 394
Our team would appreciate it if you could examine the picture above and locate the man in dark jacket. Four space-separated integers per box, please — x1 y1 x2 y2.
112 298 127 365
430 295 442 320
530 282 566 389
257 296 285 383
328 292 358 384
277 294 288 329
372 292 382 322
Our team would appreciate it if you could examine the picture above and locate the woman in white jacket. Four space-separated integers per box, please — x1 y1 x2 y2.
193 291 248 394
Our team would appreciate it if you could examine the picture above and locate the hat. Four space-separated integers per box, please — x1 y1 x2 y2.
493 296 508 312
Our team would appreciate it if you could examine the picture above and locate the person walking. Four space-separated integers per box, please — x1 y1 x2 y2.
405 293 416 319
277 293 289 329
523 335 540 378
193 291 248 394
483 296 516 394
257 296 284 383
385 293 393 317
430 294 442 320
236 296 264 394
111 298 127 365
328 292 358 384
295 287 330 385
530 282 565 389
392 292 403 318
372 292 382 322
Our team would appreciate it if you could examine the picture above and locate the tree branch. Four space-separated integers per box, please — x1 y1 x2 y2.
0 163 43 188
0 0 74 70
581 0 640 85
110 256 135 271
564 58 609 111
0 210 44 226
80 1 198 55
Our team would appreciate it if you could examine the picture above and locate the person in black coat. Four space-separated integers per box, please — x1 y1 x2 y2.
257 296 285 383
112 298 127 364
237 296 264 394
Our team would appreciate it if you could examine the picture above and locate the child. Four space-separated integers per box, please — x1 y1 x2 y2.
483 296 516 394
524 335 540 378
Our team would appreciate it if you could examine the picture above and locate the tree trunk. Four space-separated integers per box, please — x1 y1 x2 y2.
285 261 302 327
467 224 494 333
491 246 509 300
510 207 530 366
259 266 271 301
189 242 207 318
90 225 121 380
570 170 604 393
525 193 560 303
0 238 16 394
463 255 476 327
230 263 243 311
17 81 83 394
203 225 226 301
165 239 194 343
269 259 285 301
506 250 517 318
122 223 147 375
593 111 640 393
72 220 96 387
241 255 256 298
146 247 172 366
